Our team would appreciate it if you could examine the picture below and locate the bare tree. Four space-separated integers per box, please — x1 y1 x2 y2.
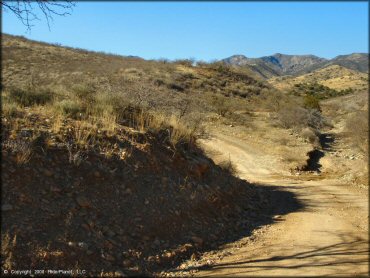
1 0 75 30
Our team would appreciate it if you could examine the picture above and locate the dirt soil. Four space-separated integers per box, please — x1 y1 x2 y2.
2 111 299 277
165 108 368 276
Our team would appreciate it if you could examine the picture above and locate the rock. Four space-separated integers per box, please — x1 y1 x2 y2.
104 240 114 250
122 259 131 267
107 238 119 246
2 204 13 211
76 197 91 208
106 229 116 238
191 236 204 245
103 253 115 261
189 157 210 178
161 177 168 185
191 253 200 261
50 186 62 193
114 270 127 277
44 169 53 177
20 129 33 137
77 242 88 249
164 252 174 258
81 223 90 231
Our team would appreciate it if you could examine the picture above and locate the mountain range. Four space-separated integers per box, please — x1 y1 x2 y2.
223 53 369 79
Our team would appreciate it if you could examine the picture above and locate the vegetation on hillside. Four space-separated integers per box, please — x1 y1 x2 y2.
291 82 354 100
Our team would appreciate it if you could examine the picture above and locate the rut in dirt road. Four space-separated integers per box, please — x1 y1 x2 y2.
302 132 334 172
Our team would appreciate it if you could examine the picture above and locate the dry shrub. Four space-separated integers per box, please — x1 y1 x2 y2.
219 156 238 176
72 121 97 147
8 86 53 107
300 127 320 148
3 139 33 165
277 102 326 131
209 94 230 117
345 110 369 153
143 113 199 148
2 100 18 118
56 99 85 119
1 233 17 269
72 83 96 103
52 114 64 133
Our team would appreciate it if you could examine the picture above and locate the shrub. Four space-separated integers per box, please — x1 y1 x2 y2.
8 87 53 106
56 99 85 119
290 82 354 100
210 95 230 117
167 83 185 92
207 62 231 73
219 157 238 176
277 100 326 130
277 106 309 129
301 127 320 147
2 101 18 118
174 59 194 67
345 110 368 153
3 139 33 165
303 94 321 111
72 83 96 103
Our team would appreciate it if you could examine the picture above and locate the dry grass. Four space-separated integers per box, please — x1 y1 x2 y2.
219 156 238 176
2 33 273 124
3 139 33 165
1 232 17 270
345 110 369 154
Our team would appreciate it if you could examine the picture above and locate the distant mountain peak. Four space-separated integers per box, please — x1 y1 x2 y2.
223 52 368 79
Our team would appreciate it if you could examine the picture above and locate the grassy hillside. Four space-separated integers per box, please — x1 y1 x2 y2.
2 34 272 116
268 65 368 93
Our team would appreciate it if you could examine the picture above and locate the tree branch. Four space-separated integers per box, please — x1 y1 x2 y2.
1 0 75 31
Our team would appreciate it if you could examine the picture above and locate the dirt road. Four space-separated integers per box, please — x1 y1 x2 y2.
182 132 368 276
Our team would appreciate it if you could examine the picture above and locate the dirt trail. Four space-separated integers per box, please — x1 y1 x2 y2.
188 133 369 276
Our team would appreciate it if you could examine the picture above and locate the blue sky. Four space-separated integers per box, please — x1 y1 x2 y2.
2 1 368 61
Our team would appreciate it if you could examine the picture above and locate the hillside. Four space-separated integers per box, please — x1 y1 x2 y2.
326 53 369 73
2 33 368 277
268 64 368 92
223 53 368 79
1 33 298 276
2 34 270 108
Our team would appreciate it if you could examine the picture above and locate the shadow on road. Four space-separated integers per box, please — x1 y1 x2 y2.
177 232 368 276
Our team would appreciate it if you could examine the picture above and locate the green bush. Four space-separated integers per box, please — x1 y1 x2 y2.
56 99 85 119
303 94 321 111
72 84 96 104
211 95 230 117
8 87 53 106
291 82 354 100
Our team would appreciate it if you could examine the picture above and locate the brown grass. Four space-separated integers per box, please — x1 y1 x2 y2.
345 110 369 154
